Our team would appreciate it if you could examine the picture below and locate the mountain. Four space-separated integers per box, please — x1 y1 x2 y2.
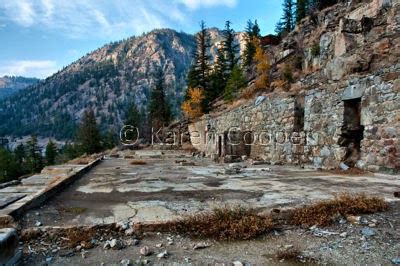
0 76 40 99
0 28 245 140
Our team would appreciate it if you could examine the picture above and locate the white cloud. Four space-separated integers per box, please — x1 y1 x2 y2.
0 0 190 38
177 0 237 10
0 60 58 78
0 0 237 39
1 0 36 27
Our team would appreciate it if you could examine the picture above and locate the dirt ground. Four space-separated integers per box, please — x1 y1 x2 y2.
19 151 400 265
21 202 400 265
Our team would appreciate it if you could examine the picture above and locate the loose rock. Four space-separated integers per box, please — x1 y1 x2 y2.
140 246 152 256
156 250 168 259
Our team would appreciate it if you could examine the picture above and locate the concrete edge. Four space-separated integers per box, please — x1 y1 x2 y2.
7 158 103 220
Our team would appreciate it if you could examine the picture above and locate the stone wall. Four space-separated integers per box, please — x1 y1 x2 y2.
189 95 305 164
189 73 400 172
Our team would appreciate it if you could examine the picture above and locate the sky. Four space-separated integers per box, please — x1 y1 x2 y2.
0 0 284 79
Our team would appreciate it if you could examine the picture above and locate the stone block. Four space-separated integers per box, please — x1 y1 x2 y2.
0 228 19 265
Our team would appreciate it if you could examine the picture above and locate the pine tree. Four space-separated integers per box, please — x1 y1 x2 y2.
243 20 262 69
45 140 57 166
102 129 119 149
0 148 19 182
125 103 141 140
209 47 228 100
26 135 43 173
296 0 309 23
197 21 211 91
187 21 211 100
149 70 172 129
223 21 239 72
252 20 261 38
224 65 247 102
76 109 102 154
276 0 295 36
14 143 25 166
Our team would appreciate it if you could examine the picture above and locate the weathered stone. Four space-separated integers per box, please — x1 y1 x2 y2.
0 228 19 265
140 246 152 256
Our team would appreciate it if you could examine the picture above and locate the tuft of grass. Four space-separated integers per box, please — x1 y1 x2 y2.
130 160 147 165
167 207 274 241
291 193 388 226
58 206 87 215
276 248 301 261
310 42 320 57
64 228 95 248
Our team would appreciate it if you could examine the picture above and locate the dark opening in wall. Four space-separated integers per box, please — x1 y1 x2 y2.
339 98 364 166
294 96 305 132
223 131 252 158
218 135 222 157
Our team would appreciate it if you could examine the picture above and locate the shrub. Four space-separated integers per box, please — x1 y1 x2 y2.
282 64 294 83
167 206 274 240
310 42 321 57
291 193 389 226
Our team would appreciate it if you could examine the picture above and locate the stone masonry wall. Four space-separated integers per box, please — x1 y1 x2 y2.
189 95 306 164
190 72 400 172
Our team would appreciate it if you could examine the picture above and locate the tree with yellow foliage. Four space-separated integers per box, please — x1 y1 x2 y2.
181 87 205 120
254 40 271 90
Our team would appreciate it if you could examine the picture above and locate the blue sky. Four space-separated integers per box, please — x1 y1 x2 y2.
0 0 284 79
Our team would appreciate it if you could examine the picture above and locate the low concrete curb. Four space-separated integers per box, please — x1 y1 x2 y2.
0 158 102 223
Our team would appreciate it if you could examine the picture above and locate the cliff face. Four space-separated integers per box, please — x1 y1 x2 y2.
190 0 400 173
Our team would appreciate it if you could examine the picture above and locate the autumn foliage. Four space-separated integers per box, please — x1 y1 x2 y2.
181 87 205 120
254 39 270 90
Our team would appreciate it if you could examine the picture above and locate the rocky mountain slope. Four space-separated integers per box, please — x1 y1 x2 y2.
0 29 244 139
0 76 39 99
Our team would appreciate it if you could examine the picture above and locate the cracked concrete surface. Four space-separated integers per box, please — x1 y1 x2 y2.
22 150 400 227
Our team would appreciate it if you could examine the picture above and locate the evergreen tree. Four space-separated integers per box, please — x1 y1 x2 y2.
243 20 262 69
149 70 172 128
102 129 119 149
76 109 102 154
252 20 261 38
14 143 25 167
186 21 212 107
62 142 80 161
223 21 240 72
125 102 141 141
197 21 211 91
45 140 57 166
296 0 309 23
224 65 247 102
276 0 295 36
26 136 43 173
209 47 228 100
0 148 19 183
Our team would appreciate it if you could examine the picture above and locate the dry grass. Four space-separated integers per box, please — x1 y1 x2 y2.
291 193 389 226
64 228 95 248
167 207 274 241
276 248 301 261
130 160 147 165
